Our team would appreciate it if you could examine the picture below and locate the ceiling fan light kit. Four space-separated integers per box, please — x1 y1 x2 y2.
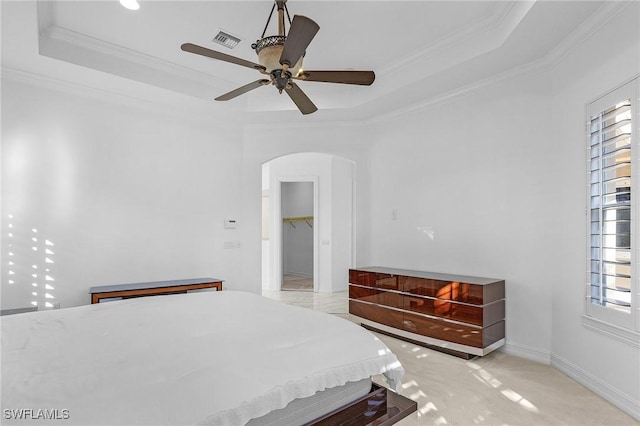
252 36 303 76
180 0 375 115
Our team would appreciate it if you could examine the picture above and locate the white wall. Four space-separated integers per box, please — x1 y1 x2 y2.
331 156 354 292
549 4 640 417
368 72 555 361
365 3 639 418
263 152 354 293
261 163 270 287
2 3 637 419
241 124 372 294
0 101 370 305
282 182 314 277
1 79 246 309
267 155 324 291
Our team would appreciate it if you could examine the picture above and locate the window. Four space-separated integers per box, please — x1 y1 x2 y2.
586 78 638 331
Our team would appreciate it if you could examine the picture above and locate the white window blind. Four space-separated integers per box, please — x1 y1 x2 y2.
586 78 638 330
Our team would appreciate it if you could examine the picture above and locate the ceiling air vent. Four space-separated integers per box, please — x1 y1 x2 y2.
212 31 241 49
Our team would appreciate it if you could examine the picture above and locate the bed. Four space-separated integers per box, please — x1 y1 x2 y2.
1 290 409 425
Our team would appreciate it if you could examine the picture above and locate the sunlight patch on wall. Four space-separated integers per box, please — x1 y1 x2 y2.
5 214 58 309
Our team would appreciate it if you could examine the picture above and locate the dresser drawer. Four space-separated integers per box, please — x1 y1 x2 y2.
400 277 484 304
349 270 399 291
349 286 403 309
403 295 482 326
349 300 404 330
402 295 505 327
349 285 379 304
402 311 484 347
349 270 376 286
400 277 505 305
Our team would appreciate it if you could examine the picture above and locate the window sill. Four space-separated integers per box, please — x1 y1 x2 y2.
582 315 640 348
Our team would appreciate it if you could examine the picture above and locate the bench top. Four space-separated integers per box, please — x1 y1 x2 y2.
89 278 224 294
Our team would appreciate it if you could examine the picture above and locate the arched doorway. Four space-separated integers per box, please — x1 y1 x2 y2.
261 153 356 293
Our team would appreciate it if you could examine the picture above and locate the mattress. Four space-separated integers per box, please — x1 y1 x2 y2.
2 290 404 425
246 378 372 426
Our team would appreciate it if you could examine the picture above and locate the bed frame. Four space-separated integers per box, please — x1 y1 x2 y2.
307 384 417 426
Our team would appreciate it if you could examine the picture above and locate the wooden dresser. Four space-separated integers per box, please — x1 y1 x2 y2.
349 267 505 358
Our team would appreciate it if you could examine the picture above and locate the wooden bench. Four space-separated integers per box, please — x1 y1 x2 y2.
89 277 223 304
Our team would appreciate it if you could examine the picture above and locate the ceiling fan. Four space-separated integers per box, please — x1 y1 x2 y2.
180 0 375 115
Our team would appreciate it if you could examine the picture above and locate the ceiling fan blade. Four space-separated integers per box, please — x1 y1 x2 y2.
285 82 318 115
215 79 270 101
181 43 266 72
279 15 320 68
294 70 375 86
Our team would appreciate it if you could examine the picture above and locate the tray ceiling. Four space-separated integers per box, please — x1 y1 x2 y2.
1 1 613 123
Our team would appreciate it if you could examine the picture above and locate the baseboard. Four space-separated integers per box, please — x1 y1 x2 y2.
551 353 640 421
502 343 640 420
502 341 551 365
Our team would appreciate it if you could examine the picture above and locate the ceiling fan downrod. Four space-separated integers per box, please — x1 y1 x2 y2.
251 0 303 92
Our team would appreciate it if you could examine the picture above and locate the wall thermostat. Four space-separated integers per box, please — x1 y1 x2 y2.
224 219 237 229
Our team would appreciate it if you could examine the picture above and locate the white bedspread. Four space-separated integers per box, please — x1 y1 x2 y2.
1 291 404 425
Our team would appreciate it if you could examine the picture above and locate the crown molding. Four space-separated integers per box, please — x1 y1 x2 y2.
1 66 365 130
34 1 529 119
366 0 634 125
28 0 635 129
39 24 231 92
540 0 635 72
1 66 240 128
370 0 534 107
36 0 53 33
242 116 366 131
36 1 212 85
378 1 526 78
35 1 237 102
366 55 545 125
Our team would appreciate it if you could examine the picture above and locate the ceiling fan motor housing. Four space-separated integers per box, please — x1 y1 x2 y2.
252 36 303 74
271 69 291 92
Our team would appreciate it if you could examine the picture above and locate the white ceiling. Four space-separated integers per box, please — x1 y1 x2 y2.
1 1 617 123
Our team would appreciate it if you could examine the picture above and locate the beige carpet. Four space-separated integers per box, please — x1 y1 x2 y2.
262 289 639 426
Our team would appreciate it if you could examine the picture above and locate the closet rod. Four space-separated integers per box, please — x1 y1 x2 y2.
283 216 313 228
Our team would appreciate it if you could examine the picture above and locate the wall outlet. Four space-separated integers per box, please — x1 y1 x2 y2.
391 209 399 221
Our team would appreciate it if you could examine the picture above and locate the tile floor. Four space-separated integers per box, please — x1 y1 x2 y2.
262 289 639 426
281 274 314 291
